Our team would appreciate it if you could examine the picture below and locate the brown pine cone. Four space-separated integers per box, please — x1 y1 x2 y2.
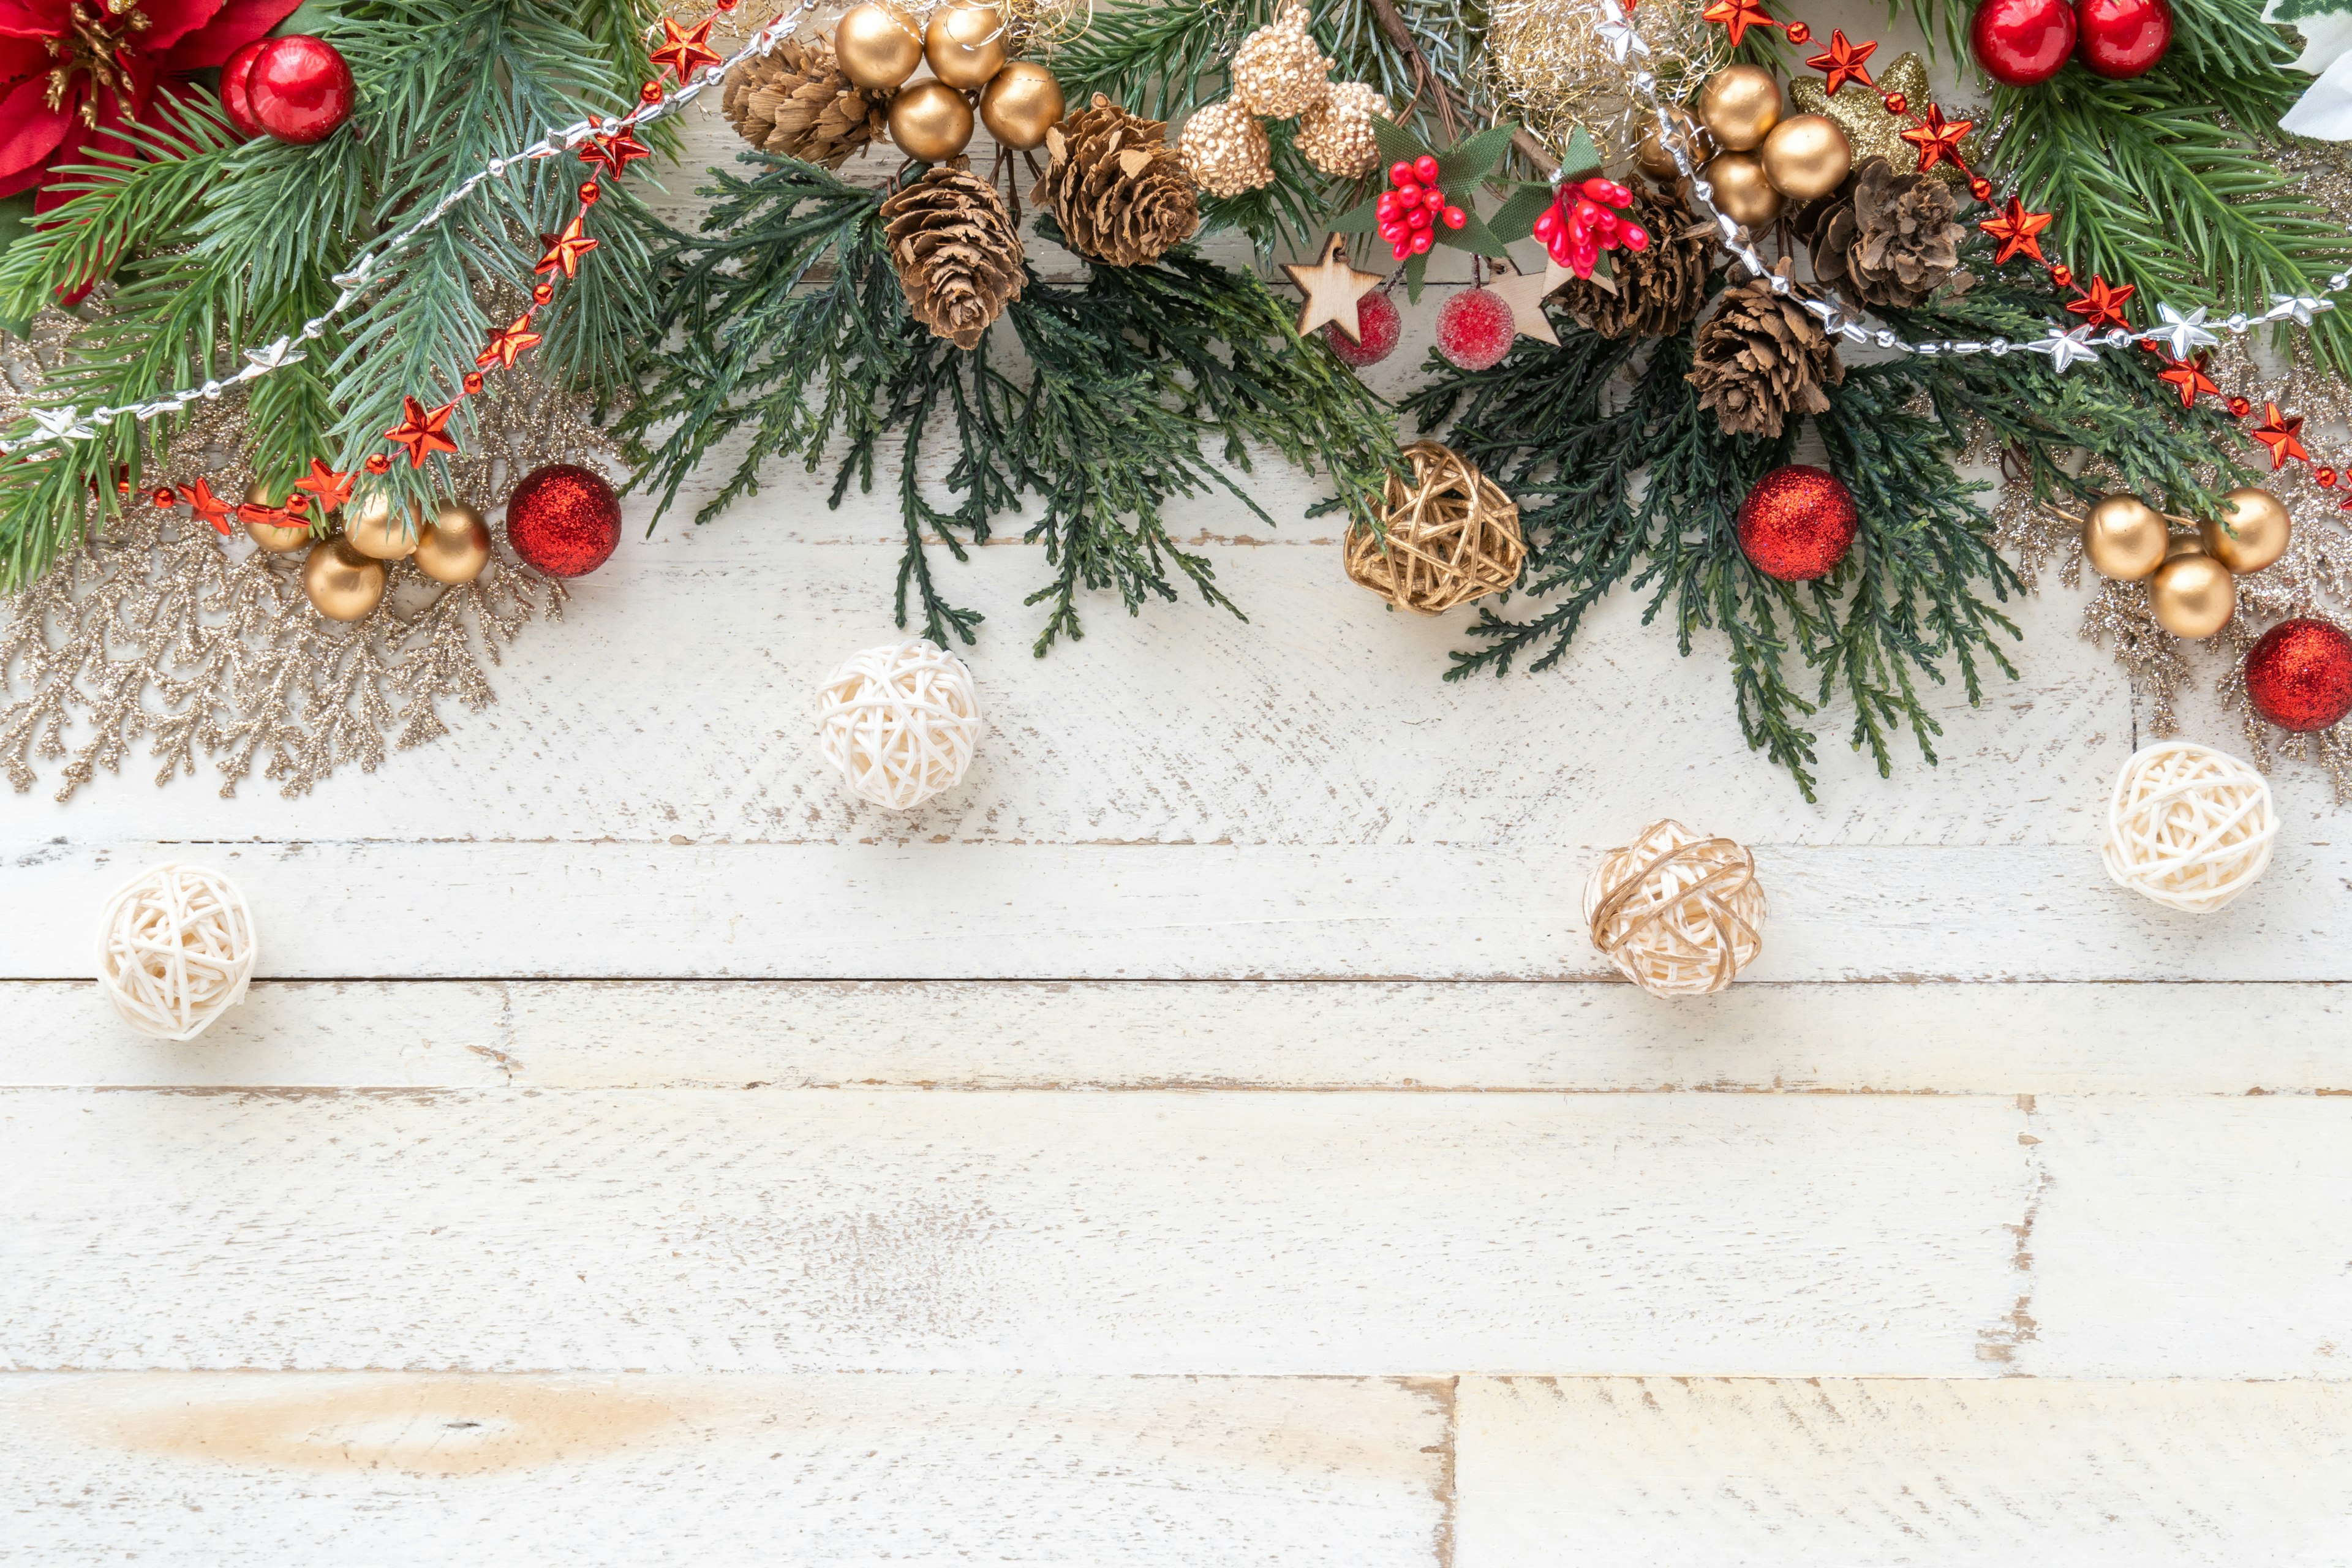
1687 261 1844 439
1804 157 1964 310
880 167 1027 351
1033 93 1200 268
722 34 888 170
1553 184 1714 341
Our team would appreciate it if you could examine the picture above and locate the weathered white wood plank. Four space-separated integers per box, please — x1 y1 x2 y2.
8 838 2350 981
10 979 2350 1096
0 1089 2024 1374
1455 1376 2352 1567
0 1371 1449 1566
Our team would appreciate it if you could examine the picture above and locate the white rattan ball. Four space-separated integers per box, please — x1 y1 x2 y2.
1583 819 1766 997
2101 741 2277 913
816 638 982 809
94 862 257 1040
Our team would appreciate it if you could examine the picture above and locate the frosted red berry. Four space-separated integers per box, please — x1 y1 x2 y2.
1436 288 1517 372
1324 288 1402 369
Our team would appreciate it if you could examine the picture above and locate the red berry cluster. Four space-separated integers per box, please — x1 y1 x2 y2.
1532 178 1651 279
1376 155 1468 262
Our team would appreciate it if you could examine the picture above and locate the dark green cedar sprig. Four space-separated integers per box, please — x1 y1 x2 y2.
0 0 665 593
621 154 1401 655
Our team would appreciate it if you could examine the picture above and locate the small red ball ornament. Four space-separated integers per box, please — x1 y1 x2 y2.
1971 0 2078 85
220 38 268 137
1435 287 1517 371
248 36 355 144
1325 289 1401 368
507 464 622 578
2076 0 2171 78
2244 618 2352 733
1738 466 1859 581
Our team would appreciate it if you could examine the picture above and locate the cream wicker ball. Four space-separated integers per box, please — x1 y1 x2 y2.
94 862 257 1041
816 638 983 809
1583 819 1766 997
2101 741 2277 913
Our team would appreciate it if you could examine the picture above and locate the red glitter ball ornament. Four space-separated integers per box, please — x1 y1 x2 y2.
1435 287 1517 371
1325 289 1401 368
2244 618 2352 733
1970 0 2077 85
248 36 356 145
507 463 621 578
1738 465 1859 581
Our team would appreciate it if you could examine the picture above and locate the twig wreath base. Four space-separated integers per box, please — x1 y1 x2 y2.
1344 440 1526 614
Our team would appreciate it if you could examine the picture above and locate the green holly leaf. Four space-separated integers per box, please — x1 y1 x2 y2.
1487 181 1556 246
1436 123 1517 187
1403 249 1428 301
1332 194 1384 233
1370 116 1431 174
1556 126 1604 184
1435 206 1509 256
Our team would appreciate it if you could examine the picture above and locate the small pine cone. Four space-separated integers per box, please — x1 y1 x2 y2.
1033 93 1200 267
1804 157 1963 310
1229 1 1333 118
1687 260 1844 440
1553 184 1714 341
1178 99 1273 198
880 167 1028 351
722 34 888 169
1295 81 1389 179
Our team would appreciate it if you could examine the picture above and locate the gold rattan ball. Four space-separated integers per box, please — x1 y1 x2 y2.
1583 820 1766 997
1343 441 1526 614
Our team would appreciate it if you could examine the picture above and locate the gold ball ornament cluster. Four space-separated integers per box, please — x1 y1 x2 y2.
1294 80 1391 181
301 537 386 621
835 2 927 91
1229 0 1332 117
1693 64 1850 227
2100 741 2277 914
2078 486 2290 639
1179 3 1389 192
415 499 494 585
1178 99 1273 197
1584 820 1767 998
1344 441 1526 615
831 1 1069 165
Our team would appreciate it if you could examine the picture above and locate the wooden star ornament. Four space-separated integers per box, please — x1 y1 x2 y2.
1281 235 1384 342
1485 257 1577 347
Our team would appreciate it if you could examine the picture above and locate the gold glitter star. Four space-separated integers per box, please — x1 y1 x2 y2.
1789 52 1975 189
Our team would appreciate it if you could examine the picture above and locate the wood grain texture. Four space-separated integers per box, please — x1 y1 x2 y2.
9 979 2350 1095
1457 1376 2352 1566
0 1372 1450 1565
0 1088 2025 1375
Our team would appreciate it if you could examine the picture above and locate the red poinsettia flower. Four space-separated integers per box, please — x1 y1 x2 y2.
0 0 303 212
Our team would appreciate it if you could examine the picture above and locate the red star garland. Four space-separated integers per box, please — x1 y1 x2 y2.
1805 30 1877 94
1900 107 1972 174
2065 276 2137 333
294 458 355 511
650 15 722 80
1701 0 1780 46
535 214 600 279
2251 402 2309 469
384 396 461 467
178 478 235 534
2157 354 2221 409
478 312 546 369
581 119 652 179
1978 198 2052 266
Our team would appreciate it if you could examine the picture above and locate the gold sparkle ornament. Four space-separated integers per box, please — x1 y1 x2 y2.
1485 257 1575 347
1295 81 1390 179
1229 1 1332 119
1178 99 1273 197
1789 53 1972 188
1280 233 1382 341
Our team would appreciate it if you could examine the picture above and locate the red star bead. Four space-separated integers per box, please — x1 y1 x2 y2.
650 16 722 80
383 395 461 467
580 118 652 179
1806 30 1878 95
1901 106 1973 174
2157 355 2220 409
535 214 600 279
1701 0 1779 46
177 478 234 533
2250 402 2309 469
293 458 355 512
477 312 545 370
2065 276 2137 333
1978 197 2053 265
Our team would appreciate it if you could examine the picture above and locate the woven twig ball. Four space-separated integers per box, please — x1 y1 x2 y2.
816 638 983 810
1583 820 1766 997
1344 440 1527 614
94 863 257 1040
2100 741 2277 913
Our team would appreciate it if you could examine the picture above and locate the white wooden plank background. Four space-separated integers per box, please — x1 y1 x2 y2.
6 12 2352 1560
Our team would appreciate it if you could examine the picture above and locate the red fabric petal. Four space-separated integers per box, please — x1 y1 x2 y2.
0 1 70 42
0 71 71 188
0 34 51 80
127 0 227 55
162 0 304 69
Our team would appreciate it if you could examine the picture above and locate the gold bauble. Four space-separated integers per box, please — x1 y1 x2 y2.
344 491 423 558
2149 550 2236 639
2202 486 2291 575
240 477 311 553
2166 532 2206 560
978 60 1064 150
301 538 388 622
925 3 1008 90
2081 494 2168 581
1702 151 1781 228
415 510 492 584
835 2 925 91
1636 107 1711 179
1697 64 1782 153
1759 113 1850 200
889 80 975 164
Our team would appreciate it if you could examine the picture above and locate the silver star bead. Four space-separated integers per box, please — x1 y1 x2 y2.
2026 326 2099 374
243 337 304 373
1595 15 1649 61
2152 304 2218 358
29 404 90 442
2270 293 2326 327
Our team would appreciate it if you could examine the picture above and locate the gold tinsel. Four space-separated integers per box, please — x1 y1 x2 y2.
1486 0 1726 165
1001 0 1092 56
0 300 603 802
